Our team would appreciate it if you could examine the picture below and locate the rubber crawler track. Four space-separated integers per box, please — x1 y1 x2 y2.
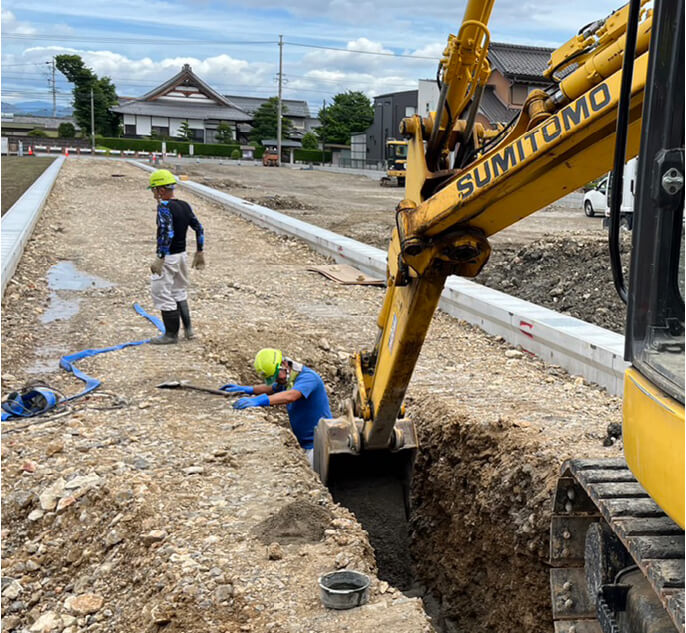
549 458 684 632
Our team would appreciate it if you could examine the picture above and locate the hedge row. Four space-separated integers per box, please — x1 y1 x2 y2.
294 148 332 163
96 137 242 157
94 138 333 163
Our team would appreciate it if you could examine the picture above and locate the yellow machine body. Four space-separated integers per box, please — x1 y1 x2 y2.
623 368 685 529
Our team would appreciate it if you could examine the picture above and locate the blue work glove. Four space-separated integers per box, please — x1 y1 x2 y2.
233 394 270 409
220 383 254 394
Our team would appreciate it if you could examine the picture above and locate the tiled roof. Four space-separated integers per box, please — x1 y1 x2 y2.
488 42 554 83
224 95 310 118
260 138 302 148
140 64 239 108
111 101 252 122
479 87 519 125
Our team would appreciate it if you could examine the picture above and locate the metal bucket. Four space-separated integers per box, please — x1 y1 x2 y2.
318 570 371 610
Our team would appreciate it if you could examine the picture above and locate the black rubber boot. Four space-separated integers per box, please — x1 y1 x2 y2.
150 309 179 345
177 300 194 340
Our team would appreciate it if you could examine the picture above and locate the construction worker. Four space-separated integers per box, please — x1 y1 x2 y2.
222 348 332 466
148 169 205 344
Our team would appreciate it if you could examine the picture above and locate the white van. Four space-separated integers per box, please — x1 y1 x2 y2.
603 157 637 229
583 175 608 217
582 159 637 228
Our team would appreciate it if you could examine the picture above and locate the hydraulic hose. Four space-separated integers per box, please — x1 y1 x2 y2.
608 0 642 304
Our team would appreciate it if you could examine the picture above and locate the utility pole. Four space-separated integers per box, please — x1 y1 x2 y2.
46 58 56 117
277 34 283 167
321 99 326 165
90 87 95 153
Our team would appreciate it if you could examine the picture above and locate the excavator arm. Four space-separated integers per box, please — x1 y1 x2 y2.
319 0 652 458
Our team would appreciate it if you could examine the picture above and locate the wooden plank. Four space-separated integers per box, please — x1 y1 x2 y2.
306 264 385 286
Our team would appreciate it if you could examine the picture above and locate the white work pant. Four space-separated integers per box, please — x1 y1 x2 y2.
150 252 189 311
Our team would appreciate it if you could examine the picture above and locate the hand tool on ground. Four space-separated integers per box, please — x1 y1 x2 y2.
155 380 236 397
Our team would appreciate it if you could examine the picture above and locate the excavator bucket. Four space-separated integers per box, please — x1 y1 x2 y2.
313 408 418 588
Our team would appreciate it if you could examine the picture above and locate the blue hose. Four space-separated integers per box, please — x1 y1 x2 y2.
1 303 163 421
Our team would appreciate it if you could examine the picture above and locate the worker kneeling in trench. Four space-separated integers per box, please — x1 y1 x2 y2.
222 348 332 466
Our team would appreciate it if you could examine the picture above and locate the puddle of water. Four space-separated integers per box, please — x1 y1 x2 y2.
47 261 113 291
40 261 114 323
40 292 81 324
26 344 68 374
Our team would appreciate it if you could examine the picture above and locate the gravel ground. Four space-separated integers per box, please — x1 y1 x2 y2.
174 160 629 333
1 158 623 633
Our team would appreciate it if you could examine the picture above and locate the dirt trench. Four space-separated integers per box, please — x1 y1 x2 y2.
1 159 623 632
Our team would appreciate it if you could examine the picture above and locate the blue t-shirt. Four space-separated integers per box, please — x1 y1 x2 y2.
274 366 331 449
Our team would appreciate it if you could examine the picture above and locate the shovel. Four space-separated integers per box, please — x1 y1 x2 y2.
156 380 235 397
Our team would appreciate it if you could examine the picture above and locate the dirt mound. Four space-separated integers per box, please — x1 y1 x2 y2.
198 177 247 190
253 500 332 545
245 194 316 210
479 235 630 333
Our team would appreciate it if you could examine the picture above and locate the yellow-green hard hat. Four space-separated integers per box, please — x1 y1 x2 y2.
148 169 177 188
254 348 283 384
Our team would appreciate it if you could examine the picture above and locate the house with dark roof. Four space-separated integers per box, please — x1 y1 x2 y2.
367 42 555 163
110 65 252 144
224 95 317 141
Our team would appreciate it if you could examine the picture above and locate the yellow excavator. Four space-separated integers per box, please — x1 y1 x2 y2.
313 0 684 630
380 138 409 187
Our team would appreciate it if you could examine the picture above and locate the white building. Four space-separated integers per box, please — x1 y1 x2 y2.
111 64 252 143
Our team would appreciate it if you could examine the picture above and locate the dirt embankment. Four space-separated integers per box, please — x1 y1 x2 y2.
1 159 623 633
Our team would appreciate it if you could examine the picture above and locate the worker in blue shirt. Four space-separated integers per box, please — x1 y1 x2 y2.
222 348 332 466
147 169 205 344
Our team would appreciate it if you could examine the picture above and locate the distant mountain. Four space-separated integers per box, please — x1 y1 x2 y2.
1 101 73 117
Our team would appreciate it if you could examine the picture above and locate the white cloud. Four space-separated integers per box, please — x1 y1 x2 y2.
2 9 38 35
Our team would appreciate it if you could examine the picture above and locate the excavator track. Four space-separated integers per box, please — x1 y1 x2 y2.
550 458 684 633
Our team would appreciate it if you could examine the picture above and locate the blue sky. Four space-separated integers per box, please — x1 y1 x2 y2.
2 0 626 115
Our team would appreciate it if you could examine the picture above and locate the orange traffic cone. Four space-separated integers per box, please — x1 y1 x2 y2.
28 146 33 156
64 147 69 157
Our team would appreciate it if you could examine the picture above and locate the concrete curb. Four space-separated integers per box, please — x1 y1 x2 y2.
133 161 629 395
1 156 66 299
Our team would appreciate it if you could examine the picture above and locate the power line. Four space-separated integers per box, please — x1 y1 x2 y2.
284 40 437 60
2 31 438 60
2 33 277 45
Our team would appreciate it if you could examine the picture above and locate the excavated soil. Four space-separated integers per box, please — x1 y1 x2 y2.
1 159 624 633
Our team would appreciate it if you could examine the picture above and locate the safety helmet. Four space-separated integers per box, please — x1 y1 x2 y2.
148 169 177 189
254 348 283 385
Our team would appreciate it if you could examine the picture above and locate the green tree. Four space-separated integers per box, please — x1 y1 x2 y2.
231 149 241 159
177 120 193 142
250 97 292 144
55 54 120 137
58 122 76 138
215 122 234 144
301 131 319 150
317 91 373 145
27 129 48 137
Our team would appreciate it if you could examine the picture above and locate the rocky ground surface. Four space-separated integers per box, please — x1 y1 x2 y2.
2 159 624 633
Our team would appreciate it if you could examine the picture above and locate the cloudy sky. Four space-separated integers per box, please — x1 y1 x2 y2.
2 0 624 115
